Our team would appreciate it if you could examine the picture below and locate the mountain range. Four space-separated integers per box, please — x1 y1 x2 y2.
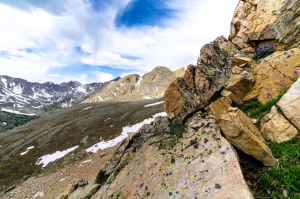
0 75 120 114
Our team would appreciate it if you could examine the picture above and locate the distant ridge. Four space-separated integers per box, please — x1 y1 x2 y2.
0 75 120 114
84 66 185 103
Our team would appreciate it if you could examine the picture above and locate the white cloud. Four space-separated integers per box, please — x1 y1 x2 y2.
0 0 238 83
93 71 114 82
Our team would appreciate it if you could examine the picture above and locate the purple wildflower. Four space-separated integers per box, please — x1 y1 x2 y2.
267 93 271 98
279 82 284 87
293 70 298 75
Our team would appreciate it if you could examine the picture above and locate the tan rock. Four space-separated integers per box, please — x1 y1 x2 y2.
277 78 300 130
164 36 243 123
221 89 242 104
260 106 298 143
232 57 252 66
173 67 185 78
226 63 255 100
243 48 300 104
92 115 254 199
208 98 278 166
229 0 300 52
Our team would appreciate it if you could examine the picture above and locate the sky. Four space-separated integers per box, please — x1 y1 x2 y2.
0 0 238 84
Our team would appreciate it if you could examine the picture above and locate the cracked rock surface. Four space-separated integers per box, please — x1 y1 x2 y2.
243 48 300 104
90 113 253 199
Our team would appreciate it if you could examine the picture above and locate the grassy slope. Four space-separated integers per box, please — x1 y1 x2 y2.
238 96 300 198
0 98 164 194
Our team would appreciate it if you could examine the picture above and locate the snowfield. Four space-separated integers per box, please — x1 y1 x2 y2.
144 101 164 107
86 112 167 153
1 108 36 116
36 146 79 167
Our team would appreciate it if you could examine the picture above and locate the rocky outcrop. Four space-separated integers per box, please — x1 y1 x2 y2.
208 97 278 166
277 77 300 130
164 36 243 123
66 113 253 199
260 106 298 143
229 0 300 54
243 48 300 104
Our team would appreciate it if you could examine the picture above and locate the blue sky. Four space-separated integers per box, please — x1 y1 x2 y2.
0 0 238 84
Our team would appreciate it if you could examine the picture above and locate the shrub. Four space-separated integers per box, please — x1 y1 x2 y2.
253 44 277 61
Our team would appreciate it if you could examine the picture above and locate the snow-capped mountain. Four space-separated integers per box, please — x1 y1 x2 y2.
0 75 120 113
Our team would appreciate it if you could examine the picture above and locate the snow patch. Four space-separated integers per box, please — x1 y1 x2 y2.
20 146 35 155
98 96 104 101
12 84 22 95
143 96 151 99
33 191 44 198
144 101 164 107
81 106 93 112
86 112 167 153
1 108 36 116
81 159 92 164
36 146 79 167
1 77 7 88
104 118 111 122
136 77 142 86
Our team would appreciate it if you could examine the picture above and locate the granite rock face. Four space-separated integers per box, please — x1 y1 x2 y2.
229 0 300 53
277 78 300 130
164 36 242 123
243 48 300 104
91 113 253 199
208 98 278 166
260 106 298 143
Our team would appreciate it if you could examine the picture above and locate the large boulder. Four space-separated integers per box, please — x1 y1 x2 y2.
277 78 300 130
243 48 300 104
92 114 254 199
164 36 242 123
260 106 298 143
208 97 278 166
229 0 300 53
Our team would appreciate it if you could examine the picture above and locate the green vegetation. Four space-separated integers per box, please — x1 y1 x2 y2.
258 138 300 198
253 44 277 61
239 93 284 120
168 122 187 137
0 111 39 133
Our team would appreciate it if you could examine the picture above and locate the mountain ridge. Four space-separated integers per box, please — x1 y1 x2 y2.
0 75 120 114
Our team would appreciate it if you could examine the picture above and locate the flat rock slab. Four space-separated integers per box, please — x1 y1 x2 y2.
208 98 278 166
92 116 253 199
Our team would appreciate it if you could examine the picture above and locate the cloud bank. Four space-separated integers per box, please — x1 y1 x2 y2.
0 0 238 84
